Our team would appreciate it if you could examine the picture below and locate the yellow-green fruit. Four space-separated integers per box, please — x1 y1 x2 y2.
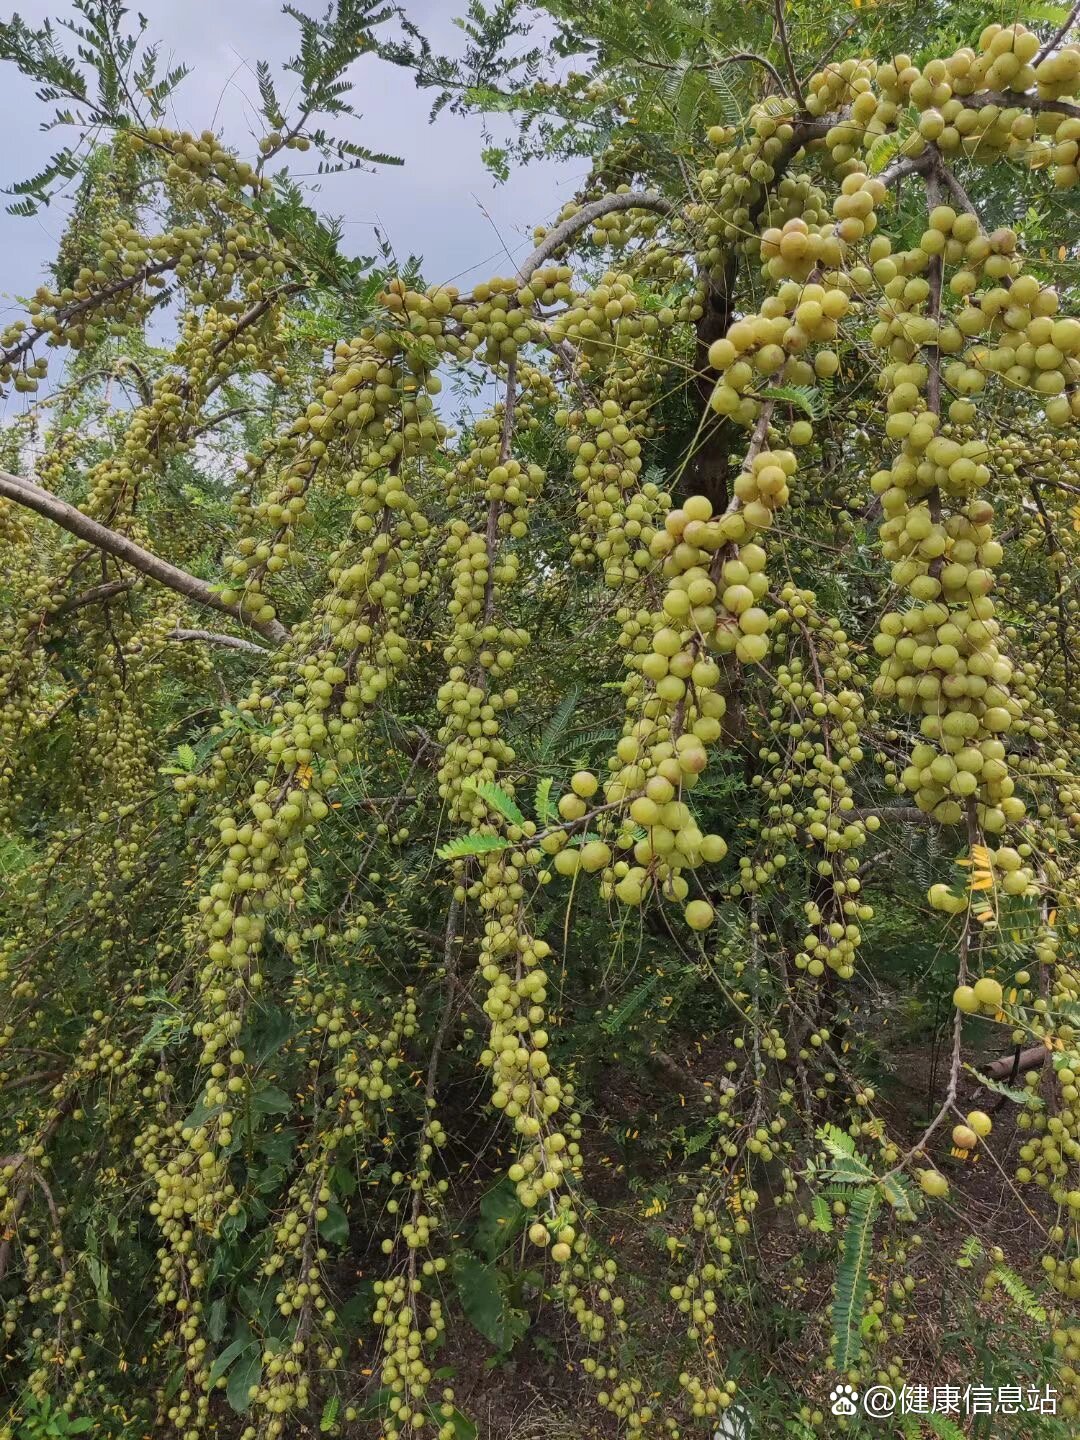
972 977 1003 1010
554 849 580 876
528 1222 550 1247
558 792 587 820
918 1169 949 1198
966 1110 992 1138
685 899 715 930
953 985 979 1013
579 841 612 873
571 770 599 798
951 1124 978 1150
928 883 964 914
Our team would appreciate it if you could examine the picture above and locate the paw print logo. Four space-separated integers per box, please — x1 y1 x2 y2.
829 1384 859 1417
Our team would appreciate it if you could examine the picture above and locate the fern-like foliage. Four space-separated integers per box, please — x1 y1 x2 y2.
990 1262 1047 1322
966 1063 1045 1109
436 833 508 861
832 1186 879 1372
461 778 525 826
759 384 828 419
534 776 554 826
811 1194 834 1234
0 0 187 213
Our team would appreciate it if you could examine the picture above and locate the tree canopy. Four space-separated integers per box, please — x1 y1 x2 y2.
2 1 1080 1437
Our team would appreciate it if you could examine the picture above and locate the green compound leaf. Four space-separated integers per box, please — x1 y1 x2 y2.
437 833 509 861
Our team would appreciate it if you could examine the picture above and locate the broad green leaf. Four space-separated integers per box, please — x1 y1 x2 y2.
318 1202 349 1245
207 1333 253 1390
453 1253 506 1348
226 1344 263 1413
473 1180 524 1260
443 1409 477 1440
251 1085 292 1117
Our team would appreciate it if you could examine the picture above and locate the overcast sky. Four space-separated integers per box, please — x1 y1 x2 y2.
0 0 582 410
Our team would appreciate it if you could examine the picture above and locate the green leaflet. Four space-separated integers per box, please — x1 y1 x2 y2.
877 1171 916 1220
436 833 509 861
533 687 581 761
866 131 900 175
831 1187 879 1372
926 1415 968 1440
990 1262 1047 1322
534 775 554 825
966 1064 1045 1109
759 384 827 419
811 1194 834 1234
460 778 524 825
817 1123 873 1181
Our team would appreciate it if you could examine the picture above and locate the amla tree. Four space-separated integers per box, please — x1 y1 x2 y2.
2 1 1080 1436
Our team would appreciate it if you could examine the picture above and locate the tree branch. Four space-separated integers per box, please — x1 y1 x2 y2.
166 628 269 655
717 51 787 95
513 191 674 286
48 578 134 620
967 89 1080 121
772 0 806 108
1037 1 1080 63
0 470 289 645
0 257 179 371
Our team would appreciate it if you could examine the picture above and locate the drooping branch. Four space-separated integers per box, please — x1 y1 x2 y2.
166 628 269 655
717 51 788 95
0 257 180 370
514 191 675 286
0 470 289 645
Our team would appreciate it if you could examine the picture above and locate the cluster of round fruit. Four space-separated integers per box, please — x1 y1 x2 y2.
596 471 799 930
435 523 526 824
952 975 1004 1012
930 846 1035 915
224 339 430 619
803 27 1080 189
0 121 290 392
707 295 844 424
756 615 874 980
952 1109 993 1150
545 268 658 363
371 1271 456 1440
559 382 669 587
